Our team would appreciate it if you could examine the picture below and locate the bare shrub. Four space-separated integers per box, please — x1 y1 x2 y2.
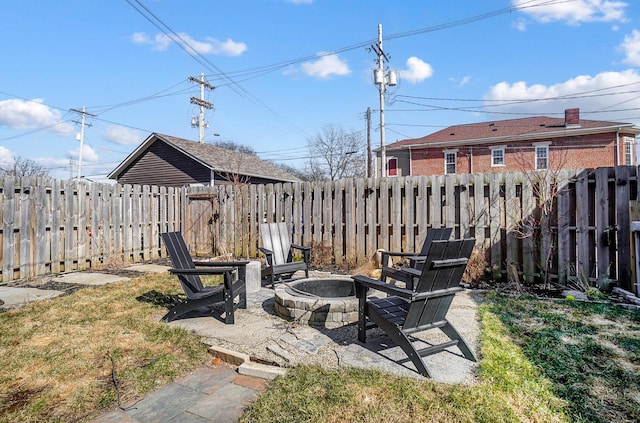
308 241 333 267
462 247 488 287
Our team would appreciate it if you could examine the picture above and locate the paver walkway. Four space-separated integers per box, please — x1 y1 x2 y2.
93 365 268 423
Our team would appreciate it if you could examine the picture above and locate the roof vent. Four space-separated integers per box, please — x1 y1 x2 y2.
489 123 495 127
492 128 497 132
450 132 455 136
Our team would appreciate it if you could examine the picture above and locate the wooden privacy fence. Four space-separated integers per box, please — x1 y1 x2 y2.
1 167 639 293
0 177 183 282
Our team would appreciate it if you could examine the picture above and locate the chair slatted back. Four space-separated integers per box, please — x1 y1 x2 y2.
404 238 475 330
260 223 292 265
414 227 453 270
161 232 204 297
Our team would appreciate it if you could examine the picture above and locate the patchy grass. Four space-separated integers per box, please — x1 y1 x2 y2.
0 272 210 422
241 293 640 423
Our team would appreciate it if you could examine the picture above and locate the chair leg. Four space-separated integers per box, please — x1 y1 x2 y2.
223 289 234 324
161 300 196 323
440 320 476 362
383 324 432 378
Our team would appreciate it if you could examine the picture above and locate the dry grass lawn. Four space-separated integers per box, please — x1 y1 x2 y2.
0 272 209 422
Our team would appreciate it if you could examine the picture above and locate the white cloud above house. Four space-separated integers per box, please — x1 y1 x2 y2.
620 29 640 66
0 146 13 166
299 53 350 79
103 126 144 145
398 57 434 84
67 144 99 162
131 32 247 56
513 0 628 25
483 69 640 115
0 98 75 137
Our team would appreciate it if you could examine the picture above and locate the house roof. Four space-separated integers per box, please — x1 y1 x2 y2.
384 113 640 151
108 133 301 183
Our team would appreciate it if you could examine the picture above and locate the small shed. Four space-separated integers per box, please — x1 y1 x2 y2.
107 133 301 186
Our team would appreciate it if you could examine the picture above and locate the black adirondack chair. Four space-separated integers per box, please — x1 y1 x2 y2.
380 227 453 290
352 238 476 378
259 223 310 288
160 232 247 324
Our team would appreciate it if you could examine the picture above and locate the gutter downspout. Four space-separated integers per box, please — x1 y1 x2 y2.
616 130 620 166
469 146 473 174
409 146 413 176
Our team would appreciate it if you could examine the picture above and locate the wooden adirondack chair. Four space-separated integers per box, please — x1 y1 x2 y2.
160 232 247 323
380 227 453 290
352 238 476 378
259 223 310 288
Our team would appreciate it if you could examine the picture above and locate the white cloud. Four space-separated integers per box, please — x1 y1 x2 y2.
132 32 247 56
513 0 628 25
620 29 640 66
67 144 99 162
0 98 74 136
513 18 527 31
0 146 13 166
398 57 433 84
103 126 144 146
483 69 640 117
300 53 350 79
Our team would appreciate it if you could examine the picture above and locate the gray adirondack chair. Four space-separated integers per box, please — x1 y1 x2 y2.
259 223 310 288
352 238 476 378
380 227 453 290
161 232 247 323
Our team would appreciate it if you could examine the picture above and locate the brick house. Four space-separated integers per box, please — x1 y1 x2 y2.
379 108 640 177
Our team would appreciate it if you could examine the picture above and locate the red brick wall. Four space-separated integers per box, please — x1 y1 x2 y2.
408 132 628 176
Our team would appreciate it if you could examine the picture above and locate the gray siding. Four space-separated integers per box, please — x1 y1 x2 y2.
117 141 210 186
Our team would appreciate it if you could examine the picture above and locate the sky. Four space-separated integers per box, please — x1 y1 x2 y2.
2 0 640 181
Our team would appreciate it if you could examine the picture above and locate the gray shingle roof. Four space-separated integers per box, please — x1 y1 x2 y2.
157 133 301 183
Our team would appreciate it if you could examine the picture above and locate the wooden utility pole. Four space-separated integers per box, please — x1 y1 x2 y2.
366 107 372 178
189 73 214 143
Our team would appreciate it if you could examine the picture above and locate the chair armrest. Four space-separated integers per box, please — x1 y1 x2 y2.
194 260 248 282
351 275 413 299
382 250 417 257
291 244 310 251
258 247 275 266
169 267 235 275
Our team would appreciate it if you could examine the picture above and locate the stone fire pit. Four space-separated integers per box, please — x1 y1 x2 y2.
273 277 358 328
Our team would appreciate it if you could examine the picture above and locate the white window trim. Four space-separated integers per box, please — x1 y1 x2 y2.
490 146 506 167
443 149 458 175
624 136 635 165
533 142 550 170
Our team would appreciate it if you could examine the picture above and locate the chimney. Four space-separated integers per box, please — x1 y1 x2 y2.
565 108 580 127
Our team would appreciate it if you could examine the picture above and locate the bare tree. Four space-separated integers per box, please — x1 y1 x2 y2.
0 156 49 178
307 125 366 181
213 141 256 156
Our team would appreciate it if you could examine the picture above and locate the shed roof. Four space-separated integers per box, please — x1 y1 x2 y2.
108 133 301 183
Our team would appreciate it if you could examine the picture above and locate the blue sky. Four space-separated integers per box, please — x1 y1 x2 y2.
1 0 640 181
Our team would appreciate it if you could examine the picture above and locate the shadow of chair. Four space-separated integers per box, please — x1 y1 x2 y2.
352 238 476 378
160 232 247 324
380 227 452 290
259 222 310 288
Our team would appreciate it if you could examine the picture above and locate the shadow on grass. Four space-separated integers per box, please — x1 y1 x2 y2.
136 290 181 309
484 293 640 423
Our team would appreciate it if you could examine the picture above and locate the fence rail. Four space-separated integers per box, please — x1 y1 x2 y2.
1 167 639 294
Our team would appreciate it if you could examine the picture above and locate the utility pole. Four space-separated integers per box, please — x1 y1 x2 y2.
366 107 372 178
70 106 94 181
371 24 396 178
189 73 214 143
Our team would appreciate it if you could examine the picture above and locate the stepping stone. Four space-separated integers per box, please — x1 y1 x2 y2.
0 287 65 307
51 272 129 286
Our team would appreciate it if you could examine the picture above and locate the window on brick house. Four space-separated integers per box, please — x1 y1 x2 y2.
444 151 457 174
535 144 549 170
388 158 398 176
491 147 505 166
624 137 635 165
